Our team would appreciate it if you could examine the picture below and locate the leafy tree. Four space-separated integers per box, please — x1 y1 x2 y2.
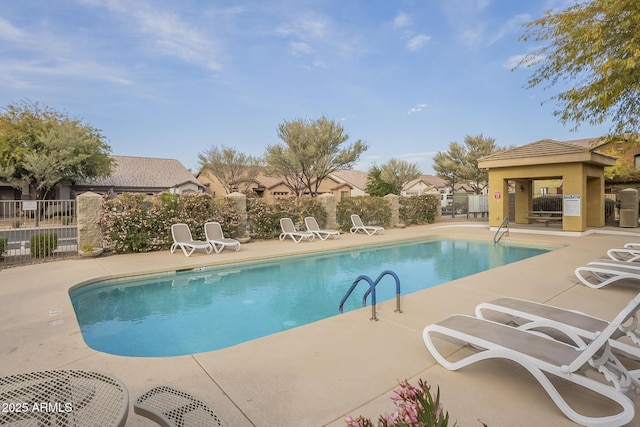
517 0 640 137
602 147 640 181
265 116 367 197
379 159 421 195
197 145 263 194
365 165 395 197
0 100 113 199
433 134 504 194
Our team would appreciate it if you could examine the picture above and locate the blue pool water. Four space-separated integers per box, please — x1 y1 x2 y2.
70 238 551 357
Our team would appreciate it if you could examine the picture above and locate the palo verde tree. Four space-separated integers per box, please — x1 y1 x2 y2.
0 100 113 199
197 145 263 194
377 159 421 195
265 116 367 197
433 134 504 194
516 0 640 139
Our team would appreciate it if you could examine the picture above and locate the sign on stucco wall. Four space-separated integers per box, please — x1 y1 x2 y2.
563 195 581 216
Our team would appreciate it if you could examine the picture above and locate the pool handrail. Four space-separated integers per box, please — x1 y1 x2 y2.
494 217 509 244
338 270 402 321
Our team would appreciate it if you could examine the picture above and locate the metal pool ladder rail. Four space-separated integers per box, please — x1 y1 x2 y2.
338 270 402 321
494 216 509 243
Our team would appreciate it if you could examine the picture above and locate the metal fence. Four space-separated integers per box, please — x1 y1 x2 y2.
0 200 77 268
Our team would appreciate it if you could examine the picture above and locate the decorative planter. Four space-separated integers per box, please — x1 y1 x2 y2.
237 237 251 244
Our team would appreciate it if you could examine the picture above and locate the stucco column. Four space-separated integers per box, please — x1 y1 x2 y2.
76 191 103 252
383 194 399 227
318 193 337 229
226 192 247 237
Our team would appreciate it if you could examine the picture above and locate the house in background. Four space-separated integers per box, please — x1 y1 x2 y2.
73 155 204 196
197 169 369 201
402 175 449 197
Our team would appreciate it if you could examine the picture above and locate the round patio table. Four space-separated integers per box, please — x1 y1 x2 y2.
0 369 129 427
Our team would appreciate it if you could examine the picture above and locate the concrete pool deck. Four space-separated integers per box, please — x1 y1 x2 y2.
2 222 640 426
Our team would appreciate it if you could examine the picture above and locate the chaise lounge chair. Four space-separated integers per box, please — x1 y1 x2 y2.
349 214 384 236
170 223 213 257
575 262 640 288
423 294 640 426
134 385 224 427
304 216 339 240
608 247 640 262
204 222 241 253
475 296 640 361
279 218 315 243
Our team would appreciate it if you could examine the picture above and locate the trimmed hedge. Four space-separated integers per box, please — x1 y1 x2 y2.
30 232 58 258
336 196 391 231
399 195 440 225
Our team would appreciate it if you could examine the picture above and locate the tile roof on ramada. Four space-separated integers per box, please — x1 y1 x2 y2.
77 155 201 188
480 139 589 162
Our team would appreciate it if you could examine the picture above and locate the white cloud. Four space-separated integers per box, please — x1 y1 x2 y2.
81 0 221 71
393 12 412 29
290 41 312 55
406 34 431 51
407 103 428 114
488 13 531 45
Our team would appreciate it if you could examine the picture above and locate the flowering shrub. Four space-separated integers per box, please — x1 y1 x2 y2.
399 195 440 225
97 192 240 254
345 379 455 427
337 196 391 231
246 197 326 239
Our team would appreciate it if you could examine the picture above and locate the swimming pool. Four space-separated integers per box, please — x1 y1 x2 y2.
70 238 552 357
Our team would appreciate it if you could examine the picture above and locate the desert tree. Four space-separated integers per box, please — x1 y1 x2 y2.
379 159 421 195
265 116 367 197
197 145 263 194
432 134 504 194
516 0 640 141
0 100 113 199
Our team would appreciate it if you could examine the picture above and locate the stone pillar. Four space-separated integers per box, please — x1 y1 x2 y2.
226 192 247 237
76 192 103 252
619 188 638 228
318 193 337 229
383 194 399 227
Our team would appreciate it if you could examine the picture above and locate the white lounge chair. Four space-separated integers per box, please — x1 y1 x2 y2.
475 296 640 361
204 222 241 253
170 223 213 257
304 216 339 240
279 218 315 243
575 262 640 288
349 214 384 236
424 294 640 426
608 247 640 262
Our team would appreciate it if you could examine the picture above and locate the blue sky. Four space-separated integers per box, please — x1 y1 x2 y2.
0 0 609 174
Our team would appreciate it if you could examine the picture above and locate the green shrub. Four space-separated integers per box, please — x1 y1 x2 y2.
399 195 440 225
30 232 58 258
337 196 391 231
246 197 326 239
532 195 562 211
0 237 7 255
